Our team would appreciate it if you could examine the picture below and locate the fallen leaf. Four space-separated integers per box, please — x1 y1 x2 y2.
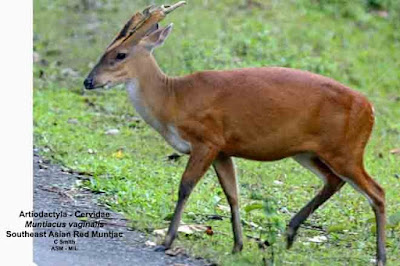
307 235 328 243
205 226 214 236
105 128 120 135
217 204 230 212
390 148 400 155
153 228 167 237
112 150 124 159
178 224 208 235
165 247 185 257
39 164 48 170
67 118 79 124
242 219 262 229
61 167 72 173
145 240 156 247
153 224 208 238
213 195 222 204
279 207 289 214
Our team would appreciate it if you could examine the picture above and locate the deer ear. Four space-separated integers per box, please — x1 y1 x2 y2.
144 23 173 51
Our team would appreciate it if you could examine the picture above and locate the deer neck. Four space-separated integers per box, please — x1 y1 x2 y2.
125 54 191 153
128 54 170 112
126 54 171 123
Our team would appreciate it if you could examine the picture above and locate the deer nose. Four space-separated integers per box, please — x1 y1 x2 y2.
84 77 94 90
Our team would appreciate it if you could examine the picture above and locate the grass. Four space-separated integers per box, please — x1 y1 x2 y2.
34 0 400 265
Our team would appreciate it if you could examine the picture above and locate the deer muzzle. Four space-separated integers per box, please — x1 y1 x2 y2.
83 76 95 90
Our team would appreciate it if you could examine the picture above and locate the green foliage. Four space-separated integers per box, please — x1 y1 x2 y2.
262 197 286 264
34 0 400 265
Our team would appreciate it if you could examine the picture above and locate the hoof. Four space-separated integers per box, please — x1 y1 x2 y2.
377 257 386 266
286 227 296 249
286 235 294 249
232 243 243 254
154 245 167 252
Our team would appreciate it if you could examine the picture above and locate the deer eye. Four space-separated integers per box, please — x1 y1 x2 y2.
116 52 127 61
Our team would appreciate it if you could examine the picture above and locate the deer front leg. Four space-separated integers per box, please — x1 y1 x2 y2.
156 144 218 251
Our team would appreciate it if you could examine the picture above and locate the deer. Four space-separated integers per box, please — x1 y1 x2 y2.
83 2 386 265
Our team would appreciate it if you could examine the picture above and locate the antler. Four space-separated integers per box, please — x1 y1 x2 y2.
126 1 186 35
107 1 186 51
161 1 187 14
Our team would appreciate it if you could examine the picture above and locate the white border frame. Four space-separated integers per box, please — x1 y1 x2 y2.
0 0 34 264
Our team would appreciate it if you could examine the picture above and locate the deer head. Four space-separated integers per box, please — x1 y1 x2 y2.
83 1 186 90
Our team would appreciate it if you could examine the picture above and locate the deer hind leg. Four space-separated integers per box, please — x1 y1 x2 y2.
321 155 386 266
287 153 345 249
213 153 243 253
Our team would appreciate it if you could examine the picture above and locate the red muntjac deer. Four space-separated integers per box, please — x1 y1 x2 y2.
84 2 386 265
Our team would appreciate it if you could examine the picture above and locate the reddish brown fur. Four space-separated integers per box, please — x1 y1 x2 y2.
170 67 374 162
85 8 385 264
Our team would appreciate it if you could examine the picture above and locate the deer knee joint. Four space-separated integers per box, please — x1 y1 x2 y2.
178 181 194 199
372 198 385 213
227 196 238 207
